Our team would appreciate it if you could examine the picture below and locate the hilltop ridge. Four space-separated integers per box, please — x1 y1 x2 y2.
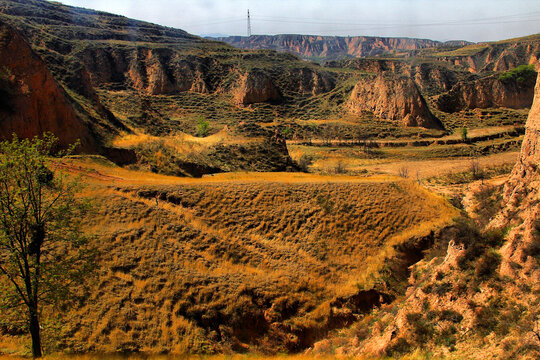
215 34 471 62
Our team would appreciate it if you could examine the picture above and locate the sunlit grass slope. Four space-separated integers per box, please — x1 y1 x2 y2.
5 157 455 355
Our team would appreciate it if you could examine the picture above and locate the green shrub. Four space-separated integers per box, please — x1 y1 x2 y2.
498 64 537 84
461 127 468 141
197 116 210 137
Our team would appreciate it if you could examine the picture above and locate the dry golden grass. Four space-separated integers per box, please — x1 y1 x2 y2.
18 157 455 354
112 130 259 151
289 144 519 179
0 352 444 360
0 158 456 355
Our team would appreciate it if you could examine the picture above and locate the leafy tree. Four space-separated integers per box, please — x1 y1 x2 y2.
196 116 210 137
0 134 95 357
461 127 468 142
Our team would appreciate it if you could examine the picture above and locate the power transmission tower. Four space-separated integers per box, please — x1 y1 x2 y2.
247 9 252 37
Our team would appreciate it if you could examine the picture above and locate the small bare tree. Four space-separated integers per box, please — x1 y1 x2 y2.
470 157 483 180
334 160 347 174
398 166 409 178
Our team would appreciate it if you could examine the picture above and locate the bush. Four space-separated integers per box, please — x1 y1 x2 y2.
434 282 453 295
333 160 347 174
386 337 411 356
498 64 537 84
297 154 313 172
475 248 502 279
461 127 468 142
398 166 409 178
439 309 463 323
473 302 500 336
197 116 210 137
406 312 434 344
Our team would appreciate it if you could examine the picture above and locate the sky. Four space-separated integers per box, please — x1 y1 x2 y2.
57 0 540 42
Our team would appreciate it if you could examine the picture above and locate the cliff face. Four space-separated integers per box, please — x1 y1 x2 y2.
335 58 462 96
80 47 222 95
511 71 540 178
434 75 535 112
437 39 540 73
233 70 282 105
0 21 95 151
286 66 336 95
494 69 540 281
217 35 445 61
346 75 443 129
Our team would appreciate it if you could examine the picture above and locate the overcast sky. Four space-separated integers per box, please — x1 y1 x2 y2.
58 0 540 42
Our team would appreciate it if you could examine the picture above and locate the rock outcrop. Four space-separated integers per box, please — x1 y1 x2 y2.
233 70 281 105
0 21 96 151
288 67 335 95
494 68 539 282
435 75 535 112
346 75 443 129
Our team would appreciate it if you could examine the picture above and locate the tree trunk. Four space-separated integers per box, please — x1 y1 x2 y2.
29 306 42 358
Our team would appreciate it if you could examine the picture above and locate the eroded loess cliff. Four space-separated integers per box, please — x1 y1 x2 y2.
333 58 464 96
233 70 281 105
0 21 96 151
80 47 223 95
435 74 536 112
217 35 447 61
494 69 540 283
437 39 540 73
346 75 443 129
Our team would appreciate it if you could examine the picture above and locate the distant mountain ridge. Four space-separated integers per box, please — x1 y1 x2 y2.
215 34 472 61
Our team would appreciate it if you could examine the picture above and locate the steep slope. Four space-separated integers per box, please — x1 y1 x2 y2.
0 0 311 173
494 67 540 281
0 165 455 354
312 70 540 360
432 34 540 73
435 72 536 112
0 20 96 151
347 75 443 129
217 35 452 61
233 70 282 105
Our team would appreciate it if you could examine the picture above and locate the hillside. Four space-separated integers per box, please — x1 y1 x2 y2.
0 20 96 151
215 34 456 62
309 71 540 360
0 160 453 354
0 0 539 358
0 0 537 176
